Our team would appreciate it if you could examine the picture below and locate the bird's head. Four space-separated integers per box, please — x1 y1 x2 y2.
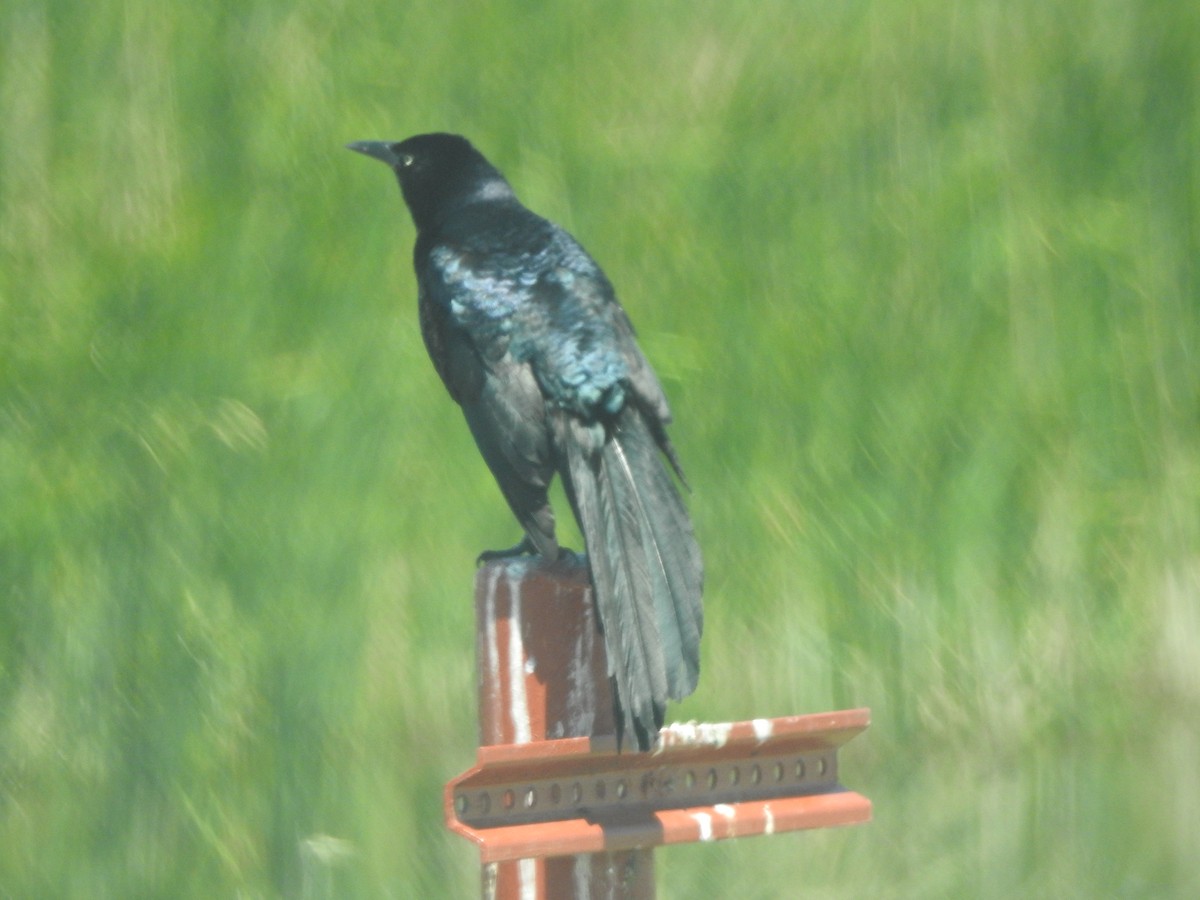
347 133 513 231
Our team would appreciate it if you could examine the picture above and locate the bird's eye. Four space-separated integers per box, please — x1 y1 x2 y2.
387 143 416 168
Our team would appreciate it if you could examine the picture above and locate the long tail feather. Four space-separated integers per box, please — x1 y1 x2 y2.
559 408 703 749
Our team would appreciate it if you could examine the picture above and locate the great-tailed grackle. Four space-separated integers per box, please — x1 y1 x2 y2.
348 133 702 750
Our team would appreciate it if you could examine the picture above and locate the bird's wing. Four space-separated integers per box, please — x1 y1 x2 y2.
416 269 484 406
417 236 549 470
527 228 684 482
422 218 676 432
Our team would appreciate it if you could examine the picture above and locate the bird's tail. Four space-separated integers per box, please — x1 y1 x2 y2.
559 406 704 750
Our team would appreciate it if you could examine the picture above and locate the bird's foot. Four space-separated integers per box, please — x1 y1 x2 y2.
476 537 537 566
553 546 583 565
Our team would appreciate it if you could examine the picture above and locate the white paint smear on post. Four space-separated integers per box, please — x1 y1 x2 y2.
690 811 714 841
505 568 532 744
483 566 502 711
518 857 537 900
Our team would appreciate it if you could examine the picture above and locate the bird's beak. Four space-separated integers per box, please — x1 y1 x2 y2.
346 141 400 166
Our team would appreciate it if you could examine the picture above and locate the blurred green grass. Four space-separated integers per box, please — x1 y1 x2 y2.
2 0 1198 896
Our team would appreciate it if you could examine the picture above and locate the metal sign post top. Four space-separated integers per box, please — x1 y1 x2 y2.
450 558 871 889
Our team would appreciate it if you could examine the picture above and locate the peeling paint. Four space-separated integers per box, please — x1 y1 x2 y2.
713 804 736 838
751 718 774 742
518 857 537 900
572 854 592 899
505 568 532 744
690 811 714 841
564 581 598 736
483 566 502 706
659 720 734 750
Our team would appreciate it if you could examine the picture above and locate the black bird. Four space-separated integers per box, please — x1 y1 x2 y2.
348 133 702 750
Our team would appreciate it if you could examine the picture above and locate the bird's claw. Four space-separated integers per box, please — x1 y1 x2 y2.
476 537 537 566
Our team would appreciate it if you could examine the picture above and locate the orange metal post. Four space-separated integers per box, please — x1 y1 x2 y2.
447 710 871 862
452 558 872 897
473 556 654 899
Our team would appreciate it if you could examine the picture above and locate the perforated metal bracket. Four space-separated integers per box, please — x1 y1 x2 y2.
445 708 871 863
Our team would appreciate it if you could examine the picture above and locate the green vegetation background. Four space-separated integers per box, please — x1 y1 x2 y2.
2 1 1197 896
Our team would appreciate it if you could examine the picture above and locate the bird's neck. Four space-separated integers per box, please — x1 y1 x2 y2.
408 179 519 234
401 155 516 229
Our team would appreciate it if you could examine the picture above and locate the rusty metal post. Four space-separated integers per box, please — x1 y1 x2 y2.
474 556 655 899
452 558 871 894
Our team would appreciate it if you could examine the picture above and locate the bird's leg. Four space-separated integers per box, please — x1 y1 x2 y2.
476 535 538 565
